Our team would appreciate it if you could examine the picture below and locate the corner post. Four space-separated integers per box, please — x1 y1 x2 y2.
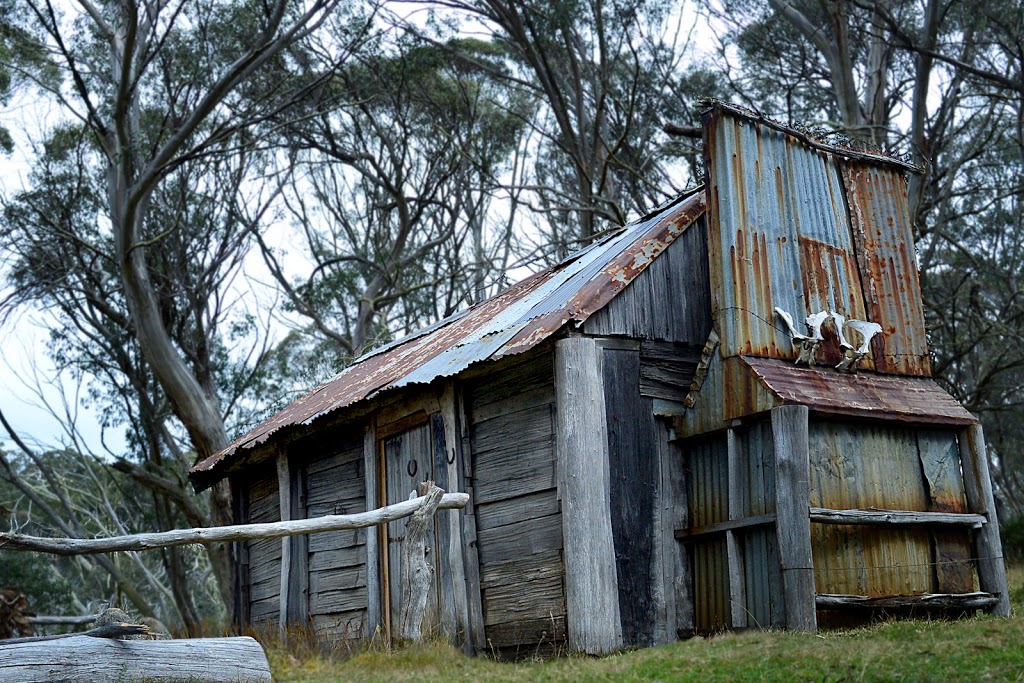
771 405 816 632
364 420 383 637
554 335 623 654
275 449 292 635
960 421 1011 616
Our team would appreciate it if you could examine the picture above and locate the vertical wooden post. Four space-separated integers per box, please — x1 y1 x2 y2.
230 476 247 635
440 382 472 648
652 418 692 643
726 427 747 629
275 450 292 635
456 387 486 652
363 420 383 638
960 422 1011 616
288 458 308 624
771 405 816 632
554 335 623 654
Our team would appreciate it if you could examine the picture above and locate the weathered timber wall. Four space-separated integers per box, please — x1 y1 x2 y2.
808 421 973 597
302 432 368 638
602 347 658 647
243 466 282 624
465 348 567 653
583 216 712 344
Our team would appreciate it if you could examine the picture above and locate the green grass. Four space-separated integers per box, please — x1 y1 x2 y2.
267 565 1024 682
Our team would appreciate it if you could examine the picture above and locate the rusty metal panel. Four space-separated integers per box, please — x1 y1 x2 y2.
192 192 706 485
917 430 974 592
842 163 931 376
685 435 730 631
703 106 868 361
808 421 934 597
743 356 975 426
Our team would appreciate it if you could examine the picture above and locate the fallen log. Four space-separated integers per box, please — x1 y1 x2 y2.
0 635 271 682
0 492 469 555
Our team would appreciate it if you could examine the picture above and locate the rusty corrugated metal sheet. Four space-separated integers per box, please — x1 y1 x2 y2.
841 162 931 376
702 103 925 373
808 422 934 597
743 356 975 426
190 191 707 485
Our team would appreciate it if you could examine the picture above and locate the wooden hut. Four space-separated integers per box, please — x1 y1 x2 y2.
189 103 1009 655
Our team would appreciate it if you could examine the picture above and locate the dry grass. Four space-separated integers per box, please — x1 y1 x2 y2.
264 564 1024 683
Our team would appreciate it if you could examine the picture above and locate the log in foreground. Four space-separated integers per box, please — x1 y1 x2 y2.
809 507 986 528
0 492 469 555
0 635 271 683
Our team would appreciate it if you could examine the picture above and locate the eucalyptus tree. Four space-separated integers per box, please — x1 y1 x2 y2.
253 35 530 367
0 0 374 609
428 0 694 259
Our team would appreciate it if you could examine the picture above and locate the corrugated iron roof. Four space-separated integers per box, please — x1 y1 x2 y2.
190 190 707 484
742 356 974 426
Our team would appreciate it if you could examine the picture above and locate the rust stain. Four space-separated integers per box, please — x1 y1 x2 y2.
742 356 975 426
841 162 930 376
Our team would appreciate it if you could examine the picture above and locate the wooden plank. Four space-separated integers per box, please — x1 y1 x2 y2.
653 418 691 643
363 420 381 638
311 611 366 639
309 566 368 593
456 384 486 653
675 514 777 541
308 545 365 571
432 411 458 639
307 529 363 553
476 512 563 566
0 636 272 683
276 451 292 633
554 335 622 654
483 573 566 624
959 422 1011 616
483 615 567 649
726 428 746 629
809 508 986 527
479 549 564 590
311 586 369 615
603 347 657 648
816 592 998 611
476 489 560 532
467 350 553 407
470 386 555 424
771 405 816 632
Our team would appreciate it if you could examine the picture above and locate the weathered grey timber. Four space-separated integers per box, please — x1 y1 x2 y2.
602 345 658 646
554 335 622 654
363 421 381 637
959 422 1011 616
465 348 565 653
0 635 271 683
440 382 471 646
0 493 470 554
276 451 292 633
809 508 986 527
303 435 366 637
816 592 998 611
771 405 816 632
656 418 693 640
398 484 444 641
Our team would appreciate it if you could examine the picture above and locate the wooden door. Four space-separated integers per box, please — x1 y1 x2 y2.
380 420 440 638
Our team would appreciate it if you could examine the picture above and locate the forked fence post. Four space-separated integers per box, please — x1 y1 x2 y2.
397 482 444 642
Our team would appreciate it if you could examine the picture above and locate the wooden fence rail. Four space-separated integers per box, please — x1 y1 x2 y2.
0 488 468 555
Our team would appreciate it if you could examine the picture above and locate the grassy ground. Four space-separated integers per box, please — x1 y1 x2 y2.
267 565 1024 682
